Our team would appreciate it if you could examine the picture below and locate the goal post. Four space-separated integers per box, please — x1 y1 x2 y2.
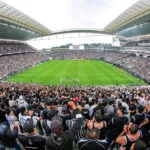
60 78 80 86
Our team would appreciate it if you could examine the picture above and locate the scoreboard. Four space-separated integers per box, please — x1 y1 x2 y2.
69 45 84 50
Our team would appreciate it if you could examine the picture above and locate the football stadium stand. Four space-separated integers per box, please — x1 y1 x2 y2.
0 0 150 150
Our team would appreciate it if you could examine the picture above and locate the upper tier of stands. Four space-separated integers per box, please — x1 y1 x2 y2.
0 41 36 56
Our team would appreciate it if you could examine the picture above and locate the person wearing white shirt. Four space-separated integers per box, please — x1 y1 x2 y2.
5 107 21 133
19 106 38 128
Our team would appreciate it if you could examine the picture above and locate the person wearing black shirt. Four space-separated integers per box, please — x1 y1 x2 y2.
87 111 107 139
108 106 128 149
0 120 19 149
116 123 142 150
111 106 129 138
0 104 7 123
80 102 90 120
42 109 57 136
18 118 45 150
60 107 71 131
41 100 58 119
129 99 137 117
46 115 83 150
78 128 107 150
146 101 150 127
139 101 150 147
130 105 146 126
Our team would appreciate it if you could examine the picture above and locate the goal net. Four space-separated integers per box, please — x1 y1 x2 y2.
60 78 80 86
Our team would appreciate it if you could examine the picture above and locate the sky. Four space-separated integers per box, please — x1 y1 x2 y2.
1 0 139 49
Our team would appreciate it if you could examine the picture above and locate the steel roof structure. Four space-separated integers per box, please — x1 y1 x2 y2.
104 0 150 37
0 1 51 40
48 28 110 36
42 0 150 39
1 0 150 40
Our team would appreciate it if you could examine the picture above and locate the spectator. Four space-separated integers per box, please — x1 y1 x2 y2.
0 115 20 149
116 123 142 149
78 128 108 150
130 105 146 126
130 140 147 150
18 118 45 150
19 106 38 128
41 110 56 136
87 111 107 139
46 116 83 150
110 106 128 138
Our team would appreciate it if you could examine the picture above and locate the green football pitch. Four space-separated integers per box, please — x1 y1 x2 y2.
7 60 146 86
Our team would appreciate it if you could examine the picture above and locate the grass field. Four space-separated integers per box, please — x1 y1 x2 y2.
7 60 146 86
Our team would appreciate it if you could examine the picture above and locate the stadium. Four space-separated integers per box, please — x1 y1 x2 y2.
0 0 150 150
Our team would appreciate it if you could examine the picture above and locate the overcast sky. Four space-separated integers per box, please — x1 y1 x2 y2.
1 0 139 48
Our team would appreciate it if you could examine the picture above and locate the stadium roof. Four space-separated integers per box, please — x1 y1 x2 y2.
1 0 150 40
49 28 110 36
0 1 51 40
104 0 150 34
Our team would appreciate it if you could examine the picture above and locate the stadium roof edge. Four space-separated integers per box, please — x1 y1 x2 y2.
48 28 111 36
0 1 51 36
104 0 150 34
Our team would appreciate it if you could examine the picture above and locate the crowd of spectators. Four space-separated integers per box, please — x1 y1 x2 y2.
50 50 130 60
123 41 139 47
0 41 48 78
123 40 150 48
0 41 148 82
0 53 47 78
113 57 150 82
0 41 35 55
0 83 149 150
50 50 130 61
50 50 104 60
100 51 130 62
0 41 150 149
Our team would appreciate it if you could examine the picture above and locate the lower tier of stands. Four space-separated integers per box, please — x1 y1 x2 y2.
0 52 47 78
